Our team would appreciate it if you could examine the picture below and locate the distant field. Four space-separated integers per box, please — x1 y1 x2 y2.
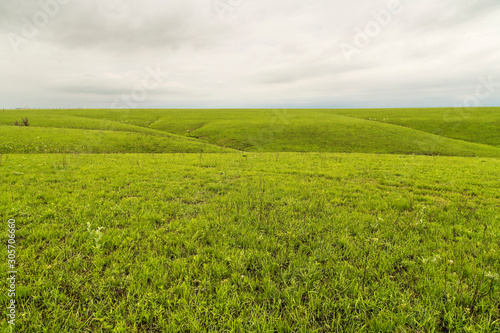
1 153 499 332
334 108 500 148
1 108 499 156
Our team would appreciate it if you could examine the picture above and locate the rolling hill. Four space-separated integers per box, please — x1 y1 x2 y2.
1 108 499 156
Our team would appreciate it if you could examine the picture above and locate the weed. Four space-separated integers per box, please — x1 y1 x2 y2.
87 222 105 250
14 117 29 126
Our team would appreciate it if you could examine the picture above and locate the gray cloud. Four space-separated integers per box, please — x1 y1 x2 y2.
1 0 499 108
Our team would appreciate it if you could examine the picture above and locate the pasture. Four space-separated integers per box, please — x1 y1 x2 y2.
1 108 499 332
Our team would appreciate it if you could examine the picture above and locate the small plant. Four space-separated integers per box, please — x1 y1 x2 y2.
87 222 105 250
14 118 29 126
415 206 427 226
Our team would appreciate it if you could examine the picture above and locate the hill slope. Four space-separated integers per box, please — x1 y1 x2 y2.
1 108 499 156
0 126 234 154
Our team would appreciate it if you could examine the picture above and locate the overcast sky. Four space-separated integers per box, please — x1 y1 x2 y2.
1 0 499 109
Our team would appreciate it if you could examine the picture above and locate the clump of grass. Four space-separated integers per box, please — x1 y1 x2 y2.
14 117 29 126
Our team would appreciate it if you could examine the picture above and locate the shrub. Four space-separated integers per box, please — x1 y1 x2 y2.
14 118 29 126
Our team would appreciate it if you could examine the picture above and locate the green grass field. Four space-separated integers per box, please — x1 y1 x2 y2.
1 108 499 156
1 108 499 332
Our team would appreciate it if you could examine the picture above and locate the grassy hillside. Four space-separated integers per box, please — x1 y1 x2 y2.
1 108 498 156
0 124 234 154
334 108 500 148
2 153 499 332
146 110 500 156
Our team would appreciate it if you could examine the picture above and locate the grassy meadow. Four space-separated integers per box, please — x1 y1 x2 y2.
1 108 499 156
1 108 499 332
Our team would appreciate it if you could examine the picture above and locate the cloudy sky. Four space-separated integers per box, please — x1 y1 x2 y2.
1 0 499 109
